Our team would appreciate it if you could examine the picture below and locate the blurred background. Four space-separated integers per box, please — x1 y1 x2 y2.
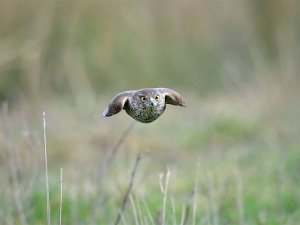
0 1 299 224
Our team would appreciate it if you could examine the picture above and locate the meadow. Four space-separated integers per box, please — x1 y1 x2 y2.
0 1 299 225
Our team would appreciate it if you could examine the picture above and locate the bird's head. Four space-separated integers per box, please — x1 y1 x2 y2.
133 89 164 108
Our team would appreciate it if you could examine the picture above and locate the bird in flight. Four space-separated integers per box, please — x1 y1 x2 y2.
103 88 185 123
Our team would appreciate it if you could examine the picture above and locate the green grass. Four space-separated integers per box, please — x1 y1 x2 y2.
8 142 298 224
1 92 299 224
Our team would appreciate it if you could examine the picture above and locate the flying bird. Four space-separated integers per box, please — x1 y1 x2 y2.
103 88 185 123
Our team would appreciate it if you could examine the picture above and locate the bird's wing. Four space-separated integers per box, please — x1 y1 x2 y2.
160 88 186 107
103 91 135 117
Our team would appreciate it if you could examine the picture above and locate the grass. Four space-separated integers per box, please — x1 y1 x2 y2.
0 82 299 224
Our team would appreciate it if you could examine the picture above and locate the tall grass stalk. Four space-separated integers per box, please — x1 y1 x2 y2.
171 196 177 225
207 172 219 225
235 169 245 225
135 195 145 225
129 195 139 225
159 168 171 225
179 205 186 225
120 211 128 225
183 204 190 225
2 103 28 225
96 121 136 187
60 168 63 225
43 112 50 225
114 153 141 225
142 197 155 225
192 159 200 225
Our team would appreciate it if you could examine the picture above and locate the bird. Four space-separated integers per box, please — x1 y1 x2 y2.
103 87 185 123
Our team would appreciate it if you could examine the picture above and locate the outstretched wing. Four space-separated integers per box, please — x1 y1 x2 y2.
102 91 135 117
160 88 186 107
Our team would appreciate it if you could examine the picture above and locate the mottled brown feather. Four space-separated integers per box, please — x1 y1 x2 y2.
160 88 186 106
103 91 135 117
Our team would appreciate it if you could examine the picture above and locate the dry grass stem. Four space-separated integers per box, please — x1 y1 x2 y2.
162 168 171 225
235 169 245 225
135 195 145 225
179 205 185 225
192 159 200 225
43 112 51 225
119 210 128 225
171 196 177 225
142 197 155 225
207 172 219 225
2 103 28 225
97 121 136 186
108 121 136 166
60 168 63 225
129 195 139 225
182 203 190 225
114 152 142 225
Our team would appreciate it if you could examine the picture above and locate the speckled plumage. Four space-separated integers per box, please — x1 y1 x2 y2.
103 88 185 123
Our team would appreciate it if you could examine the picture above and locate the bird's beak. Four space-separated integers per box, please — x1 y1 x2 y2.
149 98 155 106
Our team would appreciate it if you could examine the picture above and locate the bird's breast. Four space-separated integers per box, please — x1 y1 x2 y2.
126 102 165 123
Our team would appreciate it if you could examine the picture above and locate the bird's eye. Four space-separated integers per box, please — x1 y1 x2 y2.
140 96 147 101
155 95 160 101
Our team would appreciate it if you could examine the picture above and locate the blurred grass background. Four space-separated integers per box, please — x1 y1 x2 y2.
0 1 299 224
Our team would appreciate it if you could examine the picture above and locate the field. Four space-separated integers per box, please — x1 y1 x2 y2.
0 1 299 225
